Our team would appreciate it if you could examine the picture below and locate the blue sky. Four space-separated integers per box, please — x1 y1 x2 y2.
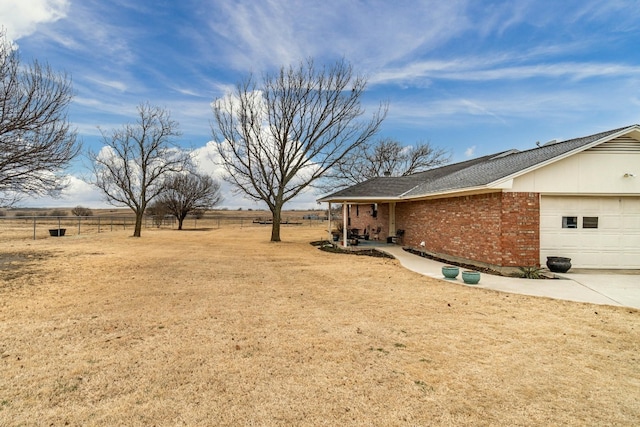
3 0 640 209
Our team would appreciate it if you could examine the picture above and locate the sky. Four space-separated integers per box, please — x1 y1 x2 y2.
2 0 640 209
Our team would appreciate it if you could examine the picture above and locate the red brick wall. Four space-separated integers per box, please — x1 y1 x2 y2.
346 203 389 240
499 193 540 267
343 193 540 267
395 192 540 268
396 194 504 265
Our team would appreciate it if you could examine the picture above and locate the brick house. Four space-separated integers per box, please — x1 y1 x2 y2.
319 125 640 272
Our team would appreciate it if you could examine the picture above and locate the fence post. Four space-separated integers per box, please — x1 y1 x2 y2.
98 217 101 233
33 216 36 240
78 217 81 235
58 217 61 230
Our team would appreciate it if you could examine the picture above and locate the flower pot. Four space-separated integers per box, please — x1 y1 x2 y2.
442 266 459 279
462 270 481 285
49 228 66 237
546 257 571 273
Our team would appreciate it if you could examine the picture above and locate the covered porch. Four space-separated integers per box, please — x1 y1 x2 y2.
323 199 403 248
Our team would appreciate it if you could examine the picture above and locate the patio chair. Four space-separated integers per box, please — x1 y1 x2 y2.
372 226 382 240
388 229 404 244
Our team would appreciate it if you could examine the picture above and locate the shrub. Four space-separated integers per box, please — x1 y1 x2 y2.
49 209 69 217
146 201 169 228
71 206 93 217
519 266 543 279
190 209 205 219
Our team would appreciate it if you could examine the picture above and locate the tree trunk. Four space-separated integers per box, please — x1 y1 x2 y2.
270 205 282 242
177 213 186 230
133 210 144 237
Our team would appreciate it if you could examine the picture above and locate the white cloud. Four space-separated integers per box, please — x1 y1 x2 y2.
191 141 320 210
464 146 476 157
0 0 69 41
385 88 602 127
371 57 640 87
205 0 469 71
85 76 128 92
17 175 110 208
190 142 275 209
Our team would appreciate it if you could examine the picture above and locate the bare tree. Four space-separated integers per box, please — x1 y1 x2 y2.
0 30 80 205
71 205 93 216
89 103 191 237
146 200 170 228
212 58 386 242
158 172 222 230
324 137 450 189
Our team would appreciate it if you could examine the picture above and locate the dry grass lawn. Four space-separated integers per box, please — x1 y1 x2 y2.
1 224 639 426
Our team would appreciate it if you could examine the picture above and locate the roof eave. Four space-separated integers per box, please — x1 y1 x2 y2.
317 196 403 203
489 124 640 188
401 185 498 201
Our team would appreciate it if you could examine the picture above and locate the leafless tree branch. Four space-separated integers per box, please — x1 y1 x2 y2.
0 30 80 205
89 102 191 237
212 58 386 241
157 172 222 230
321 137 451 190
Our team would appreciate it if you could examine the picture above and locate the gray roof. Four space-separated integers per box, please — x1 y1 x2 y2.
320 125 639 202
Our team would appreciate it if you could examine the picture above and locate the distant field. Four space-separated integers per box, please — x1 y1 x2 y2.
0 209 329 242
0 225 638 425
0 207 326 218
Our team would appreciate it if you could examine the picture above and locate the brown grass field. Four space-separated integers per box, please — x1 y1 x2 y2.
0 223 639 426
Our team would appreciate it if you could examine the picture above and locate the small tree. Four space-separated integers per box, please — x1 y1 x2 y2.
324 137 450 189
89 103 191 237
158 172 222 230
146 200 170 228
0 30 80 205
71 205 93 216
212 58 386 242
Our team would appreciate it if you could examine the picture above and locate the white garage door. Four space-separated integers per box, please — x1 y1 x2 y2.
540 196 640 269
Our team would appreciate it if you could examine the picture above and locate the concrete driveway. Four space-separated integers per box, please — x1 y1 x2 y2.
378 246 640 309
558 271 640 309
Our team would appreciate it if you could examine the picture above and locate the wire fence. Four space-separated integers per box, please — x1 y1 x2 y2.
0 214 328 242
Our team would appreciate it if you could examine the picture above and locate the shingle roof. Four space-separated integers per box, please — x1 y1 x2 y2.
319 125 639 202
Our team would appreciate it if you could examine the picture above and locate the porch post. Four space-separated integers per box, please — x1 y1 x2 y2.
389 202 397 236
327 202 332 241
342 202 348 247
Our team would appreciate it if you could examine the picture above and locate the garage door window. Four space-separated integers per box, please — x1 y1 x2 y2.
562 216 578 228
583 216 599 229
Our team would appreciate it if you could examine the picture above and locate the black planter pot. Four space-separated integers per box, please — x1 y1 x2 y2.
49 228 66 237
546 256 571 273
